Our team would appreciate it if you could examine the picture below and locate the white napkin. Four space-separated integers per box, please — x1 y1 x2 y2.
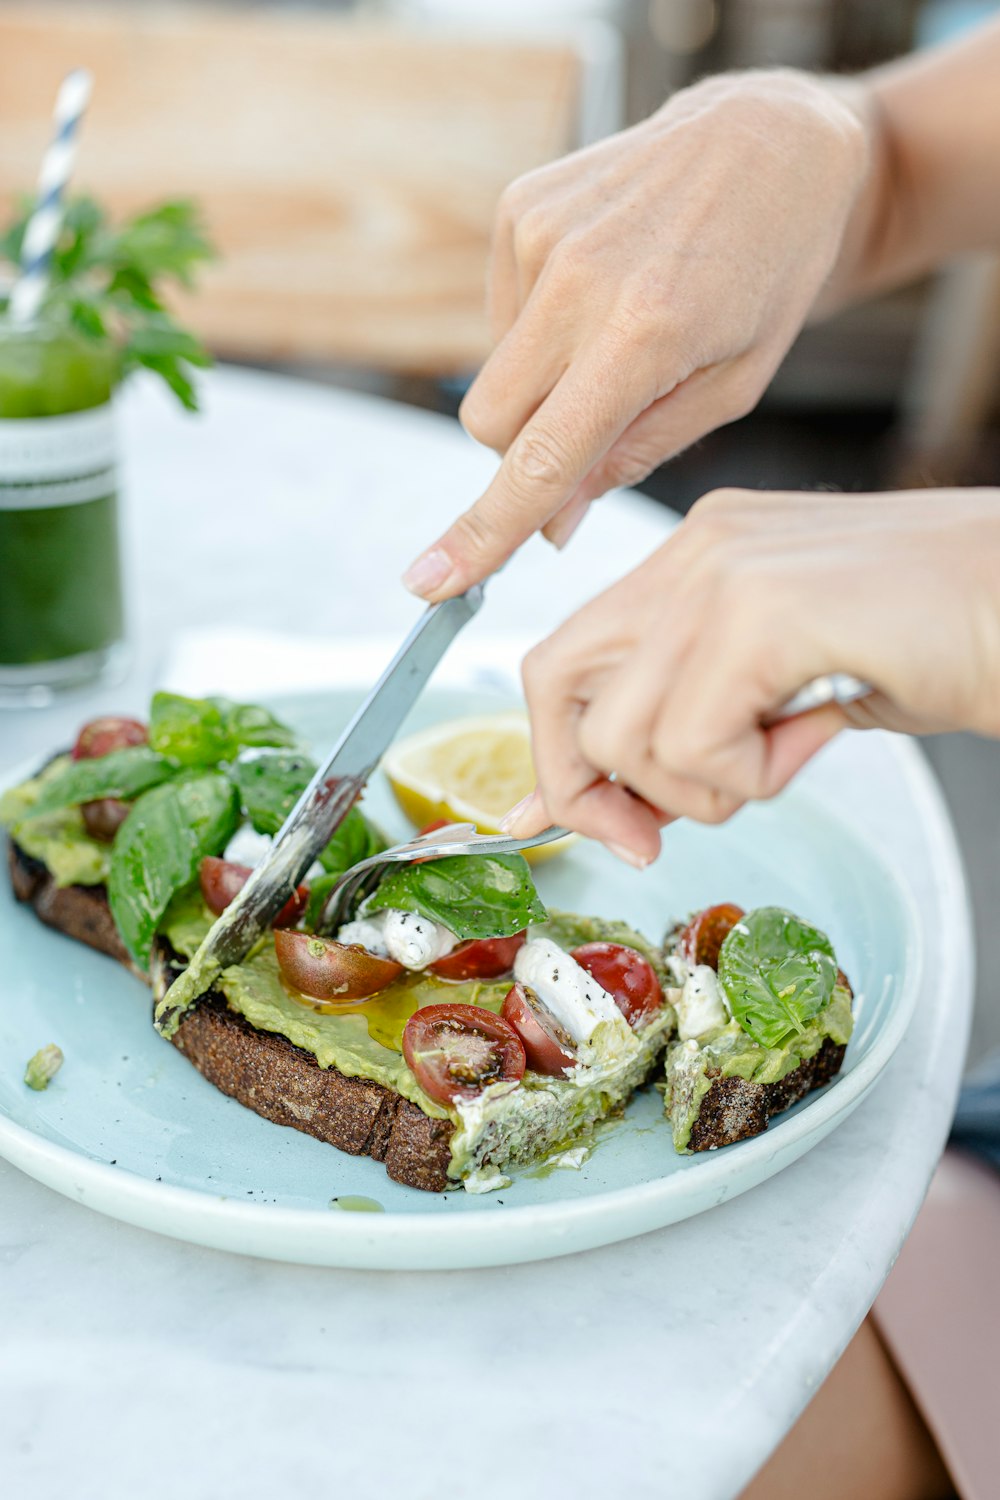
159 626 532 701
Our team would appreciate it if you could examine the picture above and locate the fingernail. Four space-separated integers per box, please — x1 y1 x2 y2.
546 494 590 550
500 791 537 832
402 548 454 597
606 841 652 870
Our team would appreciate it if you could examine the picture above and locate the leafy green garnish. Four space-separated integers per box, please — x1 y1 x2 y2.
150 693 230 767
0 195 215 410
367 853 546 941
318 807 390 877
718 907 838 1050
305 809 391 928
108 773 240 967
150 692 298 768
231 749 316 835
214 699 298 753
20 746 176 818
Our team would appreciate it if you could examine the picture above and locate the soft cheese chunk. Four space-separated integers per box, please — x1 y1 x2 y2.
514 938 621 1043
224 826 274 869
337 909 457 970
337 913 392 958
676 964 729 1041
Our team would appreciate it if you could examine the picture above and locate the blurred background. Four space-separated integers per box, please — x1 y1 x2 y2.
1 0 998 1059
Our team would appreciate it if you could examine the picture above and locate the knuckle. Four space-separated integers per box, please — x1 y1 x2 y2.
458 386 503 451
450 504 504 566
508 426 572 493
512 205 551 265
577 714 621 777
520 643 551 698
721 369 764 424
697 789 743 825
496 176 531 227
692 486 747 519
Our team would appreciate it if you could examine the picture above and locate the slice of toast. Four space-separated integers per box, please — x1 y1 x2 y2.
9 836 456 1190
661 922 853 1152
680 1035 847 1152
8 836 671 1192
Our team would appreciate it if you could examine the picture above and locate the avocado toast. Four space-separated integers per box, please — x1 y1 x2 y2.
3 695 678 1192
3 695 854 1192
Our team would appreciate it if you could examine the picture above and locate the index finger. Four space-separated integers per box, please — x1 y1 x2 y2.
401 344 658 600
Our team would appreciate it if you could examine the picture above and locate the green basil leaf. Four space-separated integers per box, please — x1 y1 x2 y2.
210 698 299 753
22 746 176 818
150 692 299 767
304 872 341 931
230 748 316 835
367 852 547 941
318 806 389 878
108 772 240 967
304 809 390 928
718 906 837 1049
149 692 229 767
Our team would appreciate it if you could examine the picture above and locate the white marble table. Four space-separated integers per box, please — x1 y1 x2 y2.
0 367 972 1500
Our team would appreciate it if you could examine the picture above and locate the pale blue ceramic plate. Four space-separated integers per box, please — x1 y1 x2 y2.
0 688 921 1269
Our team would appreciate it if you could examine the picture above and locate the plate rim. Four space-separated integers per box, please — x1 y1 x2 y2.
0 728 925 1268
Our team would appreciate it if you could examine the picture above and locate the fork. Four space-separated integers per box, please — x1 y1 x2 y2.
316 671 871 932
314 821 571 933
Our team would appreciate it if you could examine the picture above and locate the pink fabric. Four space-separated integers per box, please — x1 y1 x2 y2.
873 1150 1000 1500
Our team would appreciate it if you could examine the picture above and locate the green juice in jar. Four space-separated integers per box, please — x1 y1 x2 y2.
0 323 125 702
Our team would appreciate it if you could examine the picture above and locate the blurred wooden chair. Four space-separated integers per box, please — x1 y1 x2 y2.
0 1 612 375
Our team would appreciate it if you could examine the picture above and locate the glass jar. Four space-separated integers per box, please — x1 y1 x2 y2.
0 322 126 706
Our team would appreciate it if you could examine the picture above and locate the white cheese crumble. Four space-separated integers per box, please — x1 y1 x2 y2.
224 826 275 869
337 909 457 970
513 938 621 1043
676 964 729 1041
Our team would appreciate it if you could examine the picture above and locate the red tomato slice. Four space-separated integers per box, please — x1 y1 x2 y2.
199 856 308 929
72 716 148 761
676 903 745 971
402 1003 526 1105
428 931 526 981
274 929 404 1001
81 797 131 842
571 942 664 1028
500 982 577 1076
417 818 450 837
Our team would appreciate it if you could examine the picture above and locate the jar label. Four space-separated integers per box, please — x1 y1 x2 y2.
0 404 116 510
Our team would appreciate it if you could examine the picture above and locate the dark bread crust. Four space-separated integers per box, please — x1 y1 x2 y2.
687 1036 847 1152
8 839 144 978
8 836 454 1192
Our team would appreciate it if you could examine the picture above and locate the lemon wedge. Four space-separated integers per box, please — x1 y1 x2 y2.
382 712 575 865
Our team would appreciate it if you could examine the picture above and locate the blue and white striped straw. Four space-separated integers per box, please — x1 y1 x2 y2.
8 68 93 327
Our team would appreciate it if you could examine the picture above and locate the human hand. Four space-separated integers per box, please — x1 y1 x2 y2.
403 71 870 601
500 487 1000 865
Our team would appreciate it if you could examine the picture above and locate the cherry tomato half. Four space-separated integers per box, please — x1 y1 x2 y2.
81 797 131 842
571 942 663 1028
428 931 527 982
199 856 308 929
676 904 745 971
500 982 577 1076
72 716 148 761
402 1003 526 1105
274 929 404 1001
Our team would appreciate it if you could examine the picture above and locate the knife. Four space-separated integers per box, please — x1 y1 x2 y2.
154 584 486 1037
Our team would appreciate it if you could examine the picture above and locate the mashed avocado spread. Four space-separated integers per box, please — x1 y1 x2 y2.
1 758 112 887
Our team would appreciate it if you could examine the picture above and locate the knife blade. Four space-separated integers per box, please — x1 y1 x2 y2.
154 583 485 1036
